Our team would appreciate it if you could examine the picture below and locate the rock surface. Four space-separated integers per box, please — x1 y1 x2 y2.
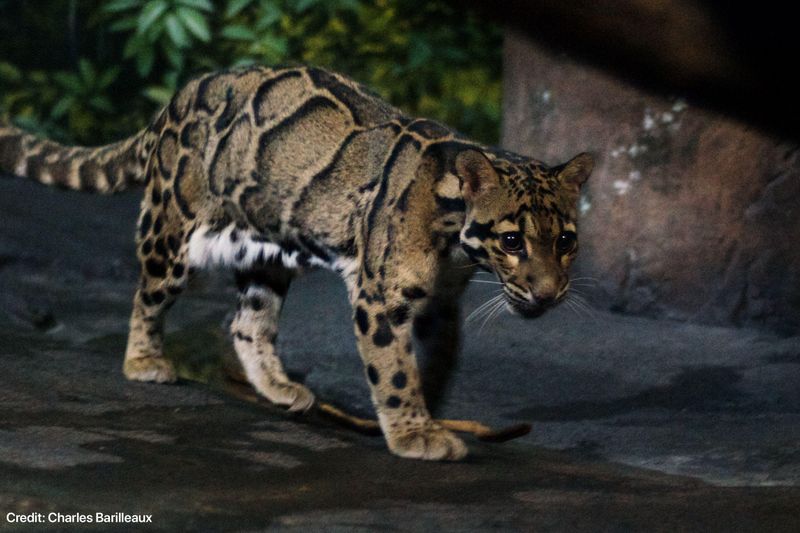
2 176 800 530
502 31 800 334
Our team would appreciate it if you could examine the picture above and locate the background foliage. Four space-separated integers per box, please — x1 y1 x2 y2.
0 0 502 146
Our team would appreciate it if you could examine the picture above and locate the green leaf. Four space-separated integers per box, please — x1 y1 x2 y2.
51 96 74 119
97 67 120 90
408 39 432 69
108 16 138 32
162 42 185 69
335 0 359 11
163 71 179 89
254 5 281 30
257 33 288 60
78 59 96 85
220 24 256 41
176 7 211 42
136 47 155 76
89 95 115 113
225 0 253 18
103 0 142 13
0 61 22 82
177 0 214 12
164 13 190 47
137 0 169 34
232 57 257 67
53 72 82 93
123 34 145 58
292 0 318 14
143 86 175 104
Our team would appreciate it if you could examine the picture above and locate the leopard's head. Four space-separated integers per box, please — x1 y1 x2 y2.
456 148 593 318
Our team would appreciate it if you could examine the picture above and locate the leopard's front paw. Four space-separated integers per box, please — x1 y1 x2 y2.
386 421 468 461
123 356 177 383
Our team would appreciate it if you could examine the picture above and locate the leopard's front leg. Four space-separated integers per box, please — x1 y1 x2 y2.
351 277 467 461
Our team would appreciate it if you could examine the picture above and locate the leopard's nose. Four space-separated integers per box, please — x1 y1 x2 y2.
531 278 558 305
532 290 556 306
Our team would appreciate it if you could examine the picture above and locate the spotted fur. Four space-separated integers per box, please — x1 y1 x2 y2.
0 66 592 461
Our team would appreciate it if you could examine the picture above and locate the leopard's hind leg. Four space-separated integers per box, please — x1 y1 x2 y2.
123 181 190 383
231 261 315 412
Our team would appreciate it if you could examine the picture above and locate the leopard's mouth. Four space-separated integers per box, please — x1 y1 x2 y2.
502 289 563 318
505 299 549 318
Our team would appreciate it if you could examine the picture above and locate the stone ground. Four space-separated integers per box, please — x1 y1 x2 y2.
1 176 799 531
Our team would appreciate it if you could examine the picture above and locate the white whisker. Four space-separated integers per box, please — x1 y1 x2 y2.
466 293 504 323
478 298 507 334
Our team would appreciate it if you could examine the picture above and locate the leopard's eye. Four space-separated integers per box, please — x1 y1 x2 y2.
500 232 524 253
555 231 577 255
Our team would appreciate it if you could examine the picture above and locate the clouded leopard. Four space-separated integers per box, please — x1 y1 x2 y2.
0 66 592 460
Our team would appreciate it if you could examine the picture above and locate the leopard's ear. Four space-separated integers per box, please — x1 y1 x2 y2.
555 152 594 189
455 149 499 201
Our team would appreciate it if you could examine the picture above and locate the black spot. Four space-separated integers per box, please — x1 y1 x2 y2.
215 86 237 132
396 183 413 212
139 211 152 237
278 239 301 255
151 187 162 204
234 331 254 343
386 396 402 409
392 371 407 389
154 238 167 257
235 246 247 262
141 239 153 255
464 219 496 241
235 268 290 298
140 291 153 306
167 235 180 255
173 156 196 220
230 230 239 243
249 297 264 311
401 286 427 300
372 314 394 347
367 365 379 385
389 304 410 326
167 285 183 295
333 237 357 257
151 290 166 304
145 258 167 278
195 73 221 113
168 92 188 122
297 235 331 263
77 160 102 191
355 306 370 335
152 215 163 235
461 242 489 261
162 189 172 206
172 263 185 278
434 195 466 212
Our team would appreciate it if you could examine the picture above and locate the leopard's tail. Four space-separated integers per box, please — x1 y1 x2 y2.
0 121 156 194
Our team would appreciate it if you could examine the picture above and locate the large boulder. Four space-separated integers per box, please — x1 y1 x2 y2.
502 30 800 333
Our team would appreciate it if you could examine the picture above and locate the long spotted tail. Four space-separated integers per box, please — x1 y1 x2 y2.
0 122 154 194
